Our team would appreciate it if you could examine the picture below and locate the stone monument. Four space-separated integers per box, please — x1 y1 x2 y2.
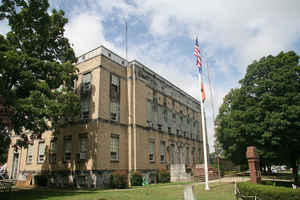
184 185 196 200
246 146 261 184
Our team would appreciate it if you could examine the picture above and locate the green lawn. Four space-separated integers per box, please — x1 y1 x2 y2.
0 182 235 200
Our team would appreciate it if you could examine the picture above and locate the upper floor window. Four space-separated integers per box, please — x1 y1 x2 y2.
163 96 167 106
80 72 91 120
146 100 153 127
110 74 120 101
37 142 45 164
81 72 91 94
110 102 120 122
26 144 33 164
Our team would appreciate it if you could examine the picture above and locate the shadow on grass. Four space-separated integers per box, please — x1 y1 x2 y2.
0 188 99 200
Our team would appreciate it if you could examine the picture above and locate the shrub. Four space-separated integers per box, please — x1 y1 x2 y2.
131 172 143 186
110 170 128 189
237 182 300 200
34 175 48 186
158 170 170 183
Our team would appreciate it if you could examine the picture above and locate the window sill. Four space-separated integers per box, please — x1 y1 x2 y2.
160 161 166 164
149 160 156 163
37 161 45 164
26 163 32 165
110 160 119 163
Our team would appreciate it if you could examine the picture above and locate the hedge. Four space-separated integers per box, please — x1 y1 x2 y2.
131 172 143 186
237 182 300 200
110 171 128 189
34 175 48 186
158 170 170 183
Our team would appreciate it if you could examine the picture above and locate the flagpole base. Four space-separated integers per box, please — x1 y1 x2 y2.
205 183 210 190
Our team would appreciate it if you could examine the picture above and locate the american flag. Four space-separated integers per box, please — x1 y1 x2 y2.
201 82 206 102
194 38 206 102
194 38 202 72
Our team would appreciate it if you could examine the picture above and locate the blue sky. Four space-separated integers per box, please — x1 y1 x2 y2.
1 0 300 151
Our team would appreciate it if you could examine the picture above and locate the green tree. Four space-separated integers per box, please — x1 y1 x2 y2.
216 51 300 182
0 0 80 148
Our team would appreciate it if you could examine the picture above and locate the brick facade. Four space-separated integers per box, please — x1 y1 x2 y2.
6 46 205 188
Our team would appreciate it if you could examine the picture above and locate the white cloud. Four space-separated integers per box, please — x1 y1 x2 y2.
63 0 300 151
65 12 107 56
0 20 10 35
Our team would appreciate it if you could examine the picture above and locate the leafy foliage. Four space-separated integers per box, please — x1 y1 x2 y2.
131 171 143 186
0 0 80 143
216 51 300 180
157 169 170 183
237 182 300 200
110 170 129 189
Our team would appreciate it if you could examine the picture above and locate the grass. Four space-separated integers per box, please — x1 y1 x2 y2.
0 182 235 200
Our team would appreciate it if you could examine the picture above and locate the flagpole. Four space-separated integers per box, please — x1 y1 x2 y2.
198 72 210 190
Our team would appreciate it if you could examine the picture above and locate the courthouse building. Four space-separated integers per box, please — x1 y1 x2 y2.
6 46 205 187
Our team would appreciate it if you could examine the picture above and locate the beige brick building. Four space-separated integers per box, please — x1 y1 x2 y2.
6 46 205 187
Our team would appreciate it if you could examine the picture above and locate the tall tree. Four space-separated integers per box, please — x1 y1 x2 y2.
216 51 300 182
0 0 80 146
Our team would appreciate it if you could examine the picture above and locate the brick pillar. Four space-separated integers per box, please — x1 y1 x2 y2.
246 146 261 184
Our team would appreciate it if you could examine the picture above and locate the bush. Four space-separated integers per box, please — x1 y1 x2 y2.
131 172 143 186
110 170 128 189
34 175 48 186
237 182 300 200
262 180 298 188
158 170 170 183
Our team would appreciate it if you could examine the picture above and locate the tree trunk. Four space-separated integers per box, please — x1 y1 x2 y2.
292 160 299 183
267 165 271 174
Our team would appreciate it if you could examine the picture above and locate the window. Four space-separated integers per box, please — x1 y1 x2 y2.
80 72 91 120
170 144 175 164
157 124 162 131
81 73 91 94
110 74 120 122
26 144 33 164
146 100 153 127
80 98 90 120
110 102 120 122
110 135 119 161
64 136 72 162
79 134 88 153
168 127 171 134
110 74 120 101
50 139 57 164
149 140 155 161
37 142 45 164
186 147 190 164
163 110 168 122
160 141 166 162
163 96 167 106
192 148 196 163
198 148 202 163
